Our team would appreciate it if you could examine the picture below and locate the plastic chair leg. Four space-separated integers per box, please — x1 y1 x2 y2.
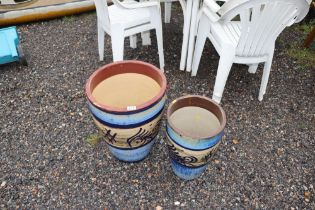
191 15 210 76
97 21 105 61
155 24 165 71
180 0 193 70
165 1 172 23
212 46 235 103
258 56 273 101
186 0 199 72
130 35 137 49
141 31 151 46
111 28 125 61
248 64 258 74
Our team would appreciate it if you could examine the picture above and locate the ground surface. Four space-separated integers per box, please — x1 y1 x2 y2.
0 6 314 209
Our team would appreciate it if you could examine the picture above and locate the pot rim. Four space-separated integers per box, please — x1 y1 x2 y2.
167 95 226 139
85 60 167 114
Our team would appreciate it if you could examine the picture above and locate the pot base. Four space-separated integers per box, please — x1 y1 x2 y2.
107 140 155 162
171 159 207 180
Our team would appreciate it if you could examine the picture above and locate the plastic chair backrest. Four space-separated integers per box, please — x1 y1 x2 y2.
94 0 110 27
218 0 309 57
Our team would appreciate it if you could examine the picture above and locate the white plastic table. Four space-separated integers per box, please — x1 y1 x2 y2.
179 0 201 72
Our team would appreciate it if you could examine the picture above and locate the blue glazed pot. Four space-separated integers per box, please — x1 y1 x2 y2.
86 61 167 162
166 95 226 180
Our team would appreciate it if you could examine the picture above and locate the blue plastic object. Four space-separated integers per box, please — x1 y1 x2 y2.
0 26 25 65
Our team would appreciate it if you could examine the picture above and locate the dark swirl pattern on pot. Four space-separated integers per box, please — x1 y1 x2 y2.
127 119 161 148
202 142 220 163
167 144 198 167
103 129 117 144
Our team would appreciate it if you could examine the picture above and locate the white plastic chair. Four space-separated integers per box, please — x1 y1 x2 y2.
191 0 310 103
164 0 178 23
94 0 165 70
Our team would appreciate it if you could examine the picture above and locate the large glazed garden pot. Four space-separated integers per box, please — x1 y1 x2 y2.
85 61 167 162
166 95 226 180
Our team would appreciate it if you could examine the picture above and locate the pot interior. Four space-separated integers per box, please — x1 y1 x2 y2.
167 96 226 139
86 61 166 112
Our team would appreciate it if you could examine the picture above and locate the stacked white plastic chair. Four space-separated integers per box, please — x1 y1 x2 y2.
94 0 165 70
164 0 179 23
191 0 310 103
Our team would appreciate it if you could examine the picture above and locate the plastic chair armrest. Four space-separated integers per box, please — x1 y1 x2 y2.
204 0 221 13
201 6 221 22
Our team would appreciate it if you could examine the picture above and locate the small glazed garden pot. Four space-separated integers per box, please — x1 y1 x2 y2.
85 60 167 162
166 95 226 180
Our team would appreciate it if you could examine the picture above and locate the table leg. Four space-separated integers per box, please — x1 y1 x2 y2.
303 27 315 48
186 0 200 72
179 0 193 71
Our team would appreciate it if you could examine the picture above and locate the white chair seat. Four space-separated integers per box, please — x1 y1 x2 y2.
109 4 151 28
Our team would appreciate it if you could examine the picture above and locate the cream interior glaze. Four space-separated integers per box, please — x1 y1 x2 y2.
92 73 161 108
170 106 220 137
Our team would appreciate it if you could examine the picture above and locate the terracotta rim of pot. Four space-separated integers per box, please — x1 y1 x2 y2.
85 60 167 114
167 95 226 139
